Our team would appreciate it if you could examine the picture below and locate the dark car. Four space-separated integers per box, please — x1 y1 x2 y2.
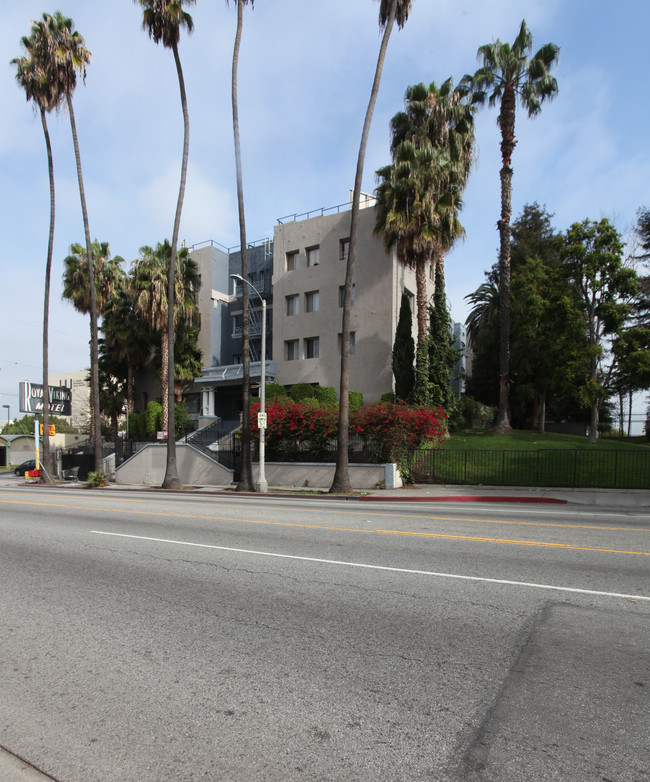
14 459 36 476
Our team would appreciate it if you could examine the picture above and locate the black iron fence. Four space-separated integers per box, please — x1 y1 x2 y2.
410 449 650 489
264 437 385 464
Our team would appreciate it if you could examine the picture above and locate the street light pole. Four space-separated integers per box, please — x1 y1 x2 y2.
231 273 268 493
2 405 9 433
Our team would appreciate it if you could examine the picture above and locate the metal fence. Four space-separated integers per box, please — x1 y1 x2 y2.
410 449 650 489
264 437 385 464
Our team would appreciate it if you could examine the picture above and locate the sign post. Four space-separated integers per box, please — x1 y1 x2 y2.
34 416 40 471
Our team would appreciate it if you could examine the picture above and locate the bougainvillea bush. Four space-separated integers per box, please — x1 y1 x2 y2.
250 400 446 463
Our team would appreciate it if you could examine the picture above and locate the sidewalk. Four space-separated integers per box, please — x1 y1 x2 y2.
0 747 56 781
7 473 650 510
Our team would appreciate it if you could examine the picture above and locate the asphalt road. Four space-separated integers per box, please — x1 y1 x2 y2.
0 484 648 781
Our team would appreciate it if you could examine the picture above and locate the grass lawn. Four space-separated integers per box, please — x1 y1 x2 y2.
445 429 650 451
410 429 650 488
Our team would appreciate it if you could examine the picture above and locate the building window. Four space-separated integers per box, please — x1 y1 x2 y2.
305 337 319 359
339 284 355 307
286 294 299 316
340 238 350 261
286 340 299 361
338 332 356 355
286 251 298 271
307 246 320 267
305 290 319 313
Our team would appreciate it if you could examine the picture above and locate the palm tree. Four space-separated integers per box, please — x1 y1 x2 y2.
375 78 475 402
330 0 412 494
132 241 200 437
466 19 559 432
12 17 67 482
136 0 195 489
100 274 154 417
228 0 255 491
62 241 125 439
36 12 102 469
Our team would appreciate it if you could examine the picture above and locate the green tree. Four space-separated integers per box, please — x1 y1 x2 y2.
45 12 100 469
97 347 126 441
228 0 255 491
12 17 68 481
630 207 650 330
136 0 195 489
376 78 475 343
466 19 559 431
172 321 203 402
428 265 456 409
393 292 415 401
375 78 475 402
465 275 500 409
561 219 638 443
22 13 96 468
100 274 154 416
133 241 200 438
62 240 125 446
331 0 413 494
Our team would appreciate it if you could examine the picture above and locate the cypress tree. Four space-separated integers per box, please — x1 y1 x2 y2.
428 267 456 408
393 292 415 401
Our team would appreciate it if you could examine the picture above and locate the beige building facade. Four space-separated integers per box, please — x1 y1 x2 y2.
272 204 428 403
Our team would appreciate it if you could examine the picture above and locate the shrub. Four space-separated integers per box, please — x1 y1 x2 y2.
314 386 337 406
380 391 395 403
265 382 287 401
87 470 107 488
144 401 162 437
291 383 314 402
174 401 190 439
452 395 494 430
351 402 447 462
250 400 447 464
128 411 147 439
349 390 363 411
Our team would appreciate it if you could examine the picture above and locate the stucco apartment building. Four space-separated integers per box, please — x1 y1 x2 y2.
44 200 435 434
272 202 425 403
185 199 428 423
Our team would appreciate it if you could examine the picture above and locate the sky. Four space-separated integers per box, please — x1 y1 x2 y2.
1 0 648 427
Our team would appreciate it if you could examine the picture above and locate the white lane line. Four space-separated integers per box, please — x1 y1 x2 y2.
91 530 650 602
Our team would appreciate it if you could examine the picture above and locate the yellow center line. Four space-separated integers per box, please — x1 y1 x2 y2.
2 491 648 533
1 497 648 556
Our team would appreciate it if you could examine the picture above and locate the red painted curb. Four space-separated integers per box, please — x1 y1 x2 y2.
360 495 567 504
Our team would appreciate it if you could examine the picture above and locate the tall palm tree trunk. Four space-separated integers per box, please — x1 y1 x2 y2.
232 0 254 491
161 329 169 432
40 107 54 483
162 41 190 490
330 0 399 493
495 84 516 432
67 92 102 472
415 258 428 344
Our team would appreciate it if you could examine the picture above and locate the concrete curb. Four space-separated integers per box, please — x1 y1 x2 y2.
359 494 567 504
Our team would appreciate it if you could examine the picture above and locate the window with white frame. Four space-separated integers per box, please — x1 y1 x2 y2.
305 290 319 313
307 246 320 267
305 337 320 359
286 294 299 316
338 284 355 307
286 251 298 271
285 340 299 361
